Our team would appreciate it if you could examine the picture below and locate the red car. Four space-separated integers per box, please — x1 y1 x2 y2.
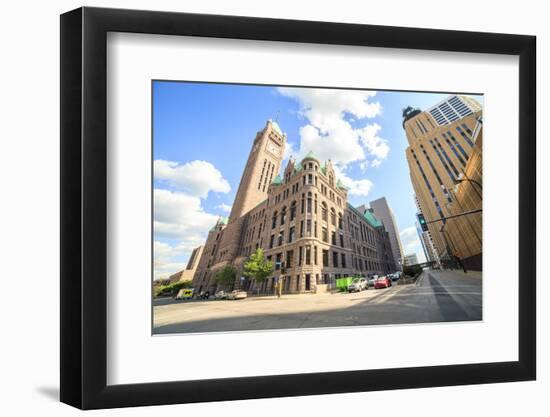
374 276 392 289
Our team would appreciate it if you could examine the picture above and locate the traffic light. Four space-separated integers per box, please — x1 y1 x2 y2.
417 213 428 232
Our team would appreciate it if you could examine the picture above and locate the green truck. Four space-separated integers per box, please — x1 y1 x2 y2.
336 276 355 292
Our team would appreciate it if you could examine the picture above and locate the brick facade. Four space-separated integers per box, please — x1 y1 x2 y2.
192 120 396 294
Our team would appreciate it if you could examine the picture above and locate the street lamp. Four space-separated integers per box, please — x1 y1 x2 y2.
455 172 482 199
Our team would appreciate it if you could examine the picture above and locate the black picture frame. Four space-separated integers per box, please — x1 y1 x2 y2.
60 6 536 410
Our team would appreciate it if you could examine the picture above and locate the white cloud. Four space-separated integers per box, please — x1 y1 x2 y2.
298 122 365 165
217 203 232 213
154 237 206 279
399 226 426 263
154 189 219 239
277 87 385 167
283 141 296 160
277 87 391 194
333 165 374 197
154 159 231 198
371 159 382 168
359 123 390 161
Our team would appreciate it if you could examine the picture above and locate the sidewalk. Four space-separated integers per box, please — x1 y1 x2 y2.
437 269 482 279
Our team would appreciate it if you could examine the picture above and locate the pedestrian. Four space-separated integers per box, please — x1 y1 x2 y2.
454 255 467 274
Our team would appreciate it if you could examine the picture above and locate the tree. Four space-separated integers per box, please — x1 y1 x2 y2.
243 248 274 295
215 266 237 291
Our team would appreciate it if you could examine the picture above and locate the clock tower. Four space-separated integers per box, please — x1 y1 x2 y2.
228 119 286 223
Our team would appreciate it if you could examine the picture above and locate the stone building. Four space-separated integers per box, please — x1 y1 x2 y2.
192 119 396 294
168 245 204 283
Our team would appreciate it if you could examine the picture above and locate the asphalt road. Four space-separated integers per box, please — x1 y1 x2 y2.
153 269 482 334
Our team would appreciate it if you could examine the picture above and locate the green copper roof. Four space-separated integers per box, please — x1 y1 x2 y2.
348 204 383 228
320 163 327 175
271 174 283 185
302 150 318 161
336 179 348 190
363 210 383 228
210 216 228 231
293 162 303 173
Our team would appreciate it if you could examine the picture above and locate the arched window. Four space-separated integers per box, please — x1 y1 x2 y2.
321 202 328 222
280 206 287 225
290 201 297 221
272 211 278 229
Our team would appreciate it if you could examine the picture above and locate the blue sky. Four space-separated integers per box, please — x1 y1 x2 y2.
152 81 482 279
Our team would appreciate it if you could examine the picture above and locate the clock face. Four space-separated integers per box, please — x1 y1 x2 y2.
266 141 281 156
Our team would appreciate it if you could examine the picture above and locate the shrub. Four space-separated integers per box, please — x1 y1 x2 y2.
403 264 422 277
154 280 193 297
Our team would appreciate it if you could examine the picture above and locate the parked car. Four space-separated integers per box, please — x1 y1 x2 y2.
175 288 194 300
227 290 248 300
367 275 379 287
214 290 229 300
390 273 400 282
374 276 392 289
348 277 368 292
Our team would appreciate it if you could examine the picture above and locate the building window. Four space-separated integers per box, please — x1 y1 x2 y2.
341 253 346 268
298 247 303 266
456 126 474 147
305 246 311 265
300 220 304 238
286 250 294 268
280 207 287 225
314 246 318 265
314 221 318 238
321 202 328 221
306 219 312 236
332 251 339 268
288 226 295 243
269 234 275 249
331 231 336 245
339 233 345 248
330 208 336 226
461 123 473 136
322 227 328 243
290 201 297 220
322 250 329 267
272 211 277 229
307 193 312 213
278 231 284 246
275 253 282 270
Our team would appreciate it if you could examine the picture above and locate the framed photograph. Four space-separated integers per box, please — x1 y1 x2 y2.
60 6 536 409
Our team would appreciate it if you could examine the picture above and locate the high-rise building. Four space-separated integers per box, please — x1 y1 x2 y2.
404 95 482 271
415 220 437 264
192 120 396 294
364 197 404 271
403 253 419 266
